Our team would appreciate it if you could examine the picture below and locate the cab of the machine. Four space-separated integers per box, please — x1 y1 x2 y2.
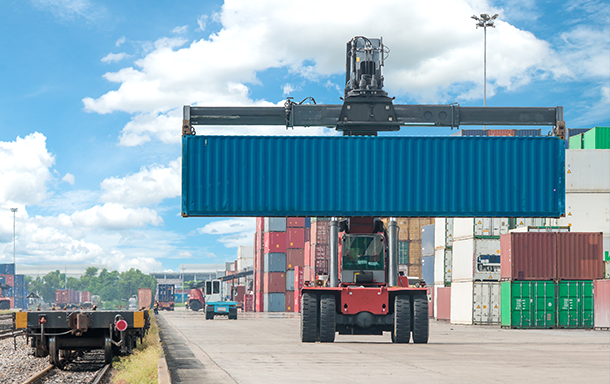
204 279 223 302
338 233 386 285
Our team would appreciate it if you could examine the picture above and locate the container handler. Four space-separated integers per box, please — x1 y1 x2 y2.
301 217 428 343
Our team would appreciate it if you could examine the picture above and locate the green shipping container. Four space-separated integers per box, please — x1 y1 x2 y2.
583 126 610 149
568 134 583 149
557 280 594 329
501 281 556 328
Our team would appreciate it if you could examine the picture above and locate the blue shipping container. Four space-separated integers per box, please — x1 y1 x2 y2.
264 253 287 273
14 296 27 310
182 136 565 217
264 293 285 312
14 275 25 287
0 264 15 275
157 284 175 302
422 225 435 257
451 129 488 136
514 129 542 137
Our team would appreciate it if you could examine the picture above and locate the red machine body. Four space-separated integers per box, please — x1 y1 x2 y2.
300 217 429 344
188 287 205 312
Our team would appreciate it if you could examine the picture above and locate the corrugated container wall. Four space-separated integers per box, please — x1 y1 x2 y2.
138 288 152 309
556 232 603 280
583 126 610 149
264 217 286 232
286 249 304 269
594 280 610 329
557 280 594 328
264 293 285 312
264 253 286 273
436 286 451 320
500 233 557 280
263 272 286 293
501 281 556 329
565 150 610 192
569 134 583 149
0 264 15 275
182 136 565 217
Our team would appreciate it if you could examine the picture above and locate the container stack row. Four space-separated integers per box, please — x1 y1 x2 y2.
54 289 92 306
253 217 311 312
0 263 27 309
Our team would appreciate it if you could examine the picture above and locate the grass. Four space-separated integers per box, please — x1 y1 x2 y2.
112 313 162 384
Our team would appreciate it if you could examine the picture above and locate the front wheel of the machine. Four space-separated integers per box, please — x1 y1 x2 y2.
319 294 336 343
412 293 429 343
300 292 318 342
393 295 411 343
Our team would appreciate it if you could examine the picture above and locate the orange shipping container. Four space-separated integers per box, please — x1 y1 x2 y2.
138 288 152 309
264 272 286 293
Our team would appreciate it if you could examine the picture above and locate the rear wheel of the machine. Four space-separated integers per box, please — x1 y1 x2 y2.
205 306 214 320
393 295 411 343
190 300 202 312
300 292 318 343
319 294 336 343
0 300 9 310
412 293 429 344
48 337 59 365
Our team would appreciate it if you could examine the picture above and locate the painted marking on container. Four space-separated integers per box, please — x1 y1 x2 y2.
567 169 571 173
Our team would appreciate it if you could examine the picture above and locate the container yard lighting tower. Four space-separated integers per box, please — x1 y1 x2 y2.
10 208 17 265
471 13 498 108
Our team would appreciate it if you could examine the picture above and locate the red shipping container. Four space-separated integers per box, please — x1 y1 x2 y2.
287 228 305 249
348 217 375 234
0 274 14 287
304 227 311 243
80 291 92 303
234 285 246 304
311 221 330 244
427 286 434 317
556 232 603 280
501 233 556 280
256 217 265 232
436 287 451 320
55 289 70 305
312 244 329 260
286 249 305 269
138 288 152 309
487 129 515 137
255 291 264 312
244 293 254 312
594 280 610 328
294 266 304 291
294 289 302 313
264 272 286 293
285 291 295 312
304 241 311 267
315 258 329 274
264 232 287 254
287 217 306 228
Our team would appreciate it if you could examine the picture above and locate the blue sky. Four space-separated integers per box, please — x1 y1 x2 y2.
0 0 608 275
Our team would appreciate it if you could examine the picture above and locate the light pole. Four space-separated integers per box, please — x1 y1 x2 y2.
10 208 17 266
471 13 498 109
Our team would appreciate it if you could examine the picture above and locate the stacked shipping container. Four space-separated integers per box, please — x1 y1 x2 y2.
0 264 27 309
500 232 603 329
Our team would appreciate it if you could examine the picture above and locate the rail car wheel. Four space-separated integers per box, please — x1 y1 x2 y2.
412 293 429 344
319 294 336 343
48 337 59 365
190 300 202 312
104 336 113 364
300 292 318 343
393 295 411 343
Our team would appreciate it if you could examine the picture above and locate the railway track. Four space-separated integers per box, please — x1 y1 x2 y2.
21 351 111 384
0 329 26 340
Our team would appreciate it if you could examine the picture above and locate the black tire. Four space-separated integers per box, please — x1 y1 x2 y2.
393 295 411 343
229 307 237 320
412 293 429 344
319 294 336 342
190 300 202 312
300 292 318 342
0 301 9 310
205 307 214 320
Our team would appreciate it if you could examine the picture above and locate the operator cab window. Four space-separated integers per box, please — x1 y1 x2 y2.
342 235 385 270
206 281 212 295
213 280 220 294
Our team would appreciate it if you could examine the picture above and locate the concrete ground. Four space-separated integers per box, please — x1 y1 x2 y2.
157 308 609 384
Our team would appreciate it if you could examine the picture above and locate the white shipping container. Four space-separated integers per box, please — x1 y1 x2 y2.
452 238 500 281
450 281 473 325
551 193 610 235
474 218 509 237
434 218 446 250
473 282 500 324
446 218 453 247
509 226 570 233
566 150 610 192
444 249 452 284
453 218 474 240
434 248 445 285
515 218 548 227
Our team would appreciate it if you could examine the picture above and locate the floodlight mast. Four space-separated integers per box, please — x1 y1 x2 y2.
471 13 499 109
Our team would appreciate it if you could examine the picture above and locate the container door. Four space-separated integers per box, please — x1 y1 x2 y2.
474 219 483 237
501 281 511 327
558 281 594 329
490 282 500 323
533 281 556 328
445 219 453 247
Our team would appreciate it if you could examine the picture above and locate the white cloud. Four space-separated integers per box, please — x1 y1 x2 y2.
283 83 298 96
70 203 163 230
197 218 255 248
0 133 55 205
100 159 181 206
62 173 75 185
101 52 130 64
172 25 188 34
116 36 126 47
83 0 590 144
196 15 208 32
